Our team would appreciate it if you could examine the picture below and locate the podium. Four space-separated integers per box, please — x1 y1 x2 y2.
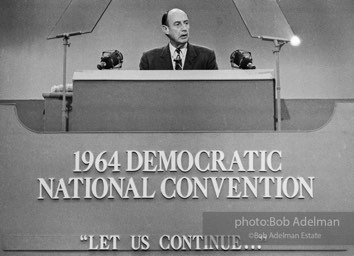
69 70 275 132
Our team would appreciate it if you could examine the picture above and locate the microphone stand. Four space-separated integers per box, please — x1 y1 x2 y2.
273 39 287 131
50 31 82 131
258 36 289 131
62 34 70 132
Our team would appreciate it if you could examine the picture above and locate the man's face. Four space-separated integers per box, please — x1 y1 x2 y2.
163 9 190 48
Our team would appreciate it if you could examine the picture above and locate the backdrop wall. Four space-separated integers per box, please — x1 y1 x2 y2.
0 0 353 99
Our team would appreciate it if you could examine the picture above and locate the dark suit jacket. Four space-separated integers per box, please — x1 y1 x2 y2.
139 43 218 70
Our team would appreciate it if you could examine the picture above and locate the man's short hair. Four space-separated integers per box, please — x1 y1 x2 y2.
161 10 170 26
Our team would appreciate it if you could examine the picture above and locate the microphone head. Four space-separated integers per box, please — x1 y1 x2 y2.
97 62 107 70
246 63 256 69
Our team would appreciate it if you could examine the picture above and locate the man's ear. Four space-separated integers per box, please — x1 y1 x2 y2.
162 25 169 35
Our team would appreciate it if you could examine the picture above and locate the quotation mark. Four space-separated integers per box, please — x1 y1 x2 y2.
80 235 89 241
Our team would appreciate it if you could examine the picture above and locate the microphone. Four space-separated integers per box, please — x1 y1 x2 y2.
230 50 256 70
244 61 256 70
97 50 123 70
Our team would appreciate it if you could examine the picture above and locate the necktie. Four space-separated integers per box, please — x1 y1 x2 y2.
174 48 182 70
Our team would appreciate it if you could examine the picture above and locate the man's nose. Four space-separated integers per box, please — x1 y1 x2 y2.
181 24 188 31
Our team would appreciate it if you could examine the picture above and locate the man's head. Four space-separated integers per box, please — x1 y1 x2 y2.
161 8 189 48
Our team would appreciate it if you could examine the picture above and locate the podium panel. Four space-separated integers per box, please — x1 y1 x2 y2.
1 103 354 253
70 70 275 132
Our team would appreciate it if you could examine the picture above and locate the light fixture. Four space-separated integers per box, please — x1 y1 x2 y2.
290 35 301 47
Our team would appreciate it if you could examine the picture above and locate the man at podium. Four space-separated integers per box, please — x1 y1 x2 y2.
139 8 218 70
